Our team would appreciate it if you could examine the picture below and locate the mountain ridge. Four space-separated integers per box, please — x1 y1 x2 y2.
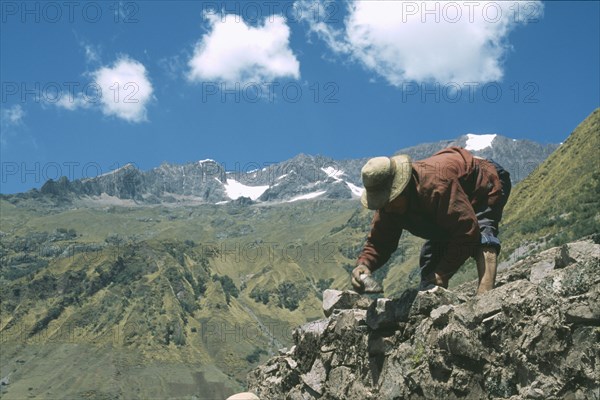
3 134 559 206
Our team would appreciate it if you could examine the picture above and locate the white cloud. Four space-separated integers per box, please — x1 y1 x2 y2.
296 0 544 85
83 44 100 64
92 57 154 122
1 104 25 148
55 94 91 111
1 104 25 126
55 56 154 123
74 35 102 64
187 13 300 84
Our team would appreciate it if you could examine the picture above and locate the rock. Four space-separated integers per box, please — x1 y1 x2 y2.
293 319 329 346
289 386 324 400
284 357 297 369
529 242 598 284
355 296 375 310
366 289 418 330
278 346 294 356
526 387 546 399
322 289 372 317
554 244 575 268
300 358 326 394
430 304 454 327
565 303 598 324
366 298 397 330
324 366 355 399
564 287 600 324
226 393 260 400
566 239 600 263
359 273 384 293
437 322 484 362
529 259 556 284
471 279 537 321
247 357 300 398
410 285 459 317
330 309 367 334
367 334 395 356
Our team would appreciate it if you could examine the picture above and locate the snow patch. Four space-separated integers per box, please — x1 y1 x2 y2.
346 181 364 197
287 191 326 203
276 174 289 180
223 179 269 201
199 159 216 164
215 200 230 205
321 167 344 181
465 134 497 151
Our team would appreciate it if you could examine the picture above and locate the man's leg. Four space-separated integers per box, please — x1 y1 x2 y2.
419 241 470 289
419 240 445 289
475 159 511 294
476 245 498 294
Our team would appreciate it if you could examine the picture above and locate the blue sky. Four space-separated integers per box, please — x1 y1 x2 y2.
1 1 598 194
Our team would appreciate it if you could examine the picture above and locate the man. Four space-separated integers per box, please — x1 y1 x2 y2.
351 146 511 294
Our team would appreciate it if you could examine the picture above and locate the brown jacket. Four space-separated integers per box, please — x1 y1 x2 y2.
357 147 503 271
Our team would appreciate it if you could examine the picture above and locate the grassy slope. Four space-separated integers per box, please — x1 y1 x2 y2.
501 108 600 255
0 199 365 398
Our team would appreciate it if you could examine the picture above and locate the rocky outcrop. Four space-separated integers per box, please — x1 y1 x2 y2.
247 240 599 399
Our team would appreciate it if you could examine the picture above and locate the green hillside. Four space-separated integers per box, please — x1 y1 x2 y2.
0 192 431 398
501 108 600 255
0 199 379 398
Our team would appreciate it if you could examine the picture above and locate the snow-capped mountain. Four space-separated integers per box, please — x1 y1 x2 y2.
23 134 558 205
391 134 559 183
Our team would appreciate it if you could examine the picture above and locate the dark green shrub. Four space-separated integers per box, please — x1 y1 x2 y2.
277 281 305 311
246 348 267 363
250 286 271 305
212 274 239 304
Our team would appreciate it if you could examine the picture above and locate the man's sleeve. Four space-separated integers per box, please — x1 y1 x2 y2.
356 210 403 271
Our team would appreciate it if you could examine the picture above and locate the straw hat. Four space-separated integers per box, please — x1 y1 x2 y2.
360 155 412 210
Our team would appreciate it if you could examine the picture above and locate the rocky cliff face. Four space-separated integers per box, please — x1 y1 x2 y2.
247 239 599 399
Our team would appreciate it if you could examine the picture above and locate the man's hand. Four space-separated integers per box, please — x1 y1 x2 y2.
351 264 371 292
